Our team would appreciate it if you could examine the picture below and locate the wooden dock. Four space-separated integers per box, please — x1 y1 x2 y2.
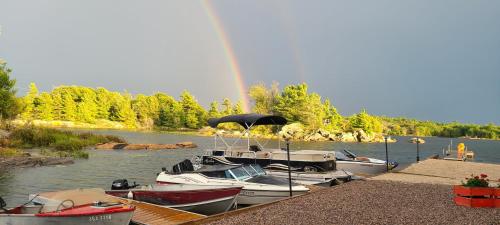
108 196 206 225
370 159 500 185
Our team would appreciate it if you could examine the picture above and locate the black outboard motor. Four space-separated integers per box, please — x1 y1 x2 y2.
111 179 130 190
172 159 194 174
0 196 6 210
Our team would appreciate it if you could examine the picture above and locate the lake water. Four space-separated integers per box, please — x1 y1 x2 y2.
1 129 499 206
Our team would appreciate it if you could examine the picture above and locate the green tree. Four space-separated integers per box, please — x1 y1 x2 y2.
20 83 39 119
233 101 244 114
208 101 220 119
221 98 232 116
350 109 382 134
62 91 77 121
179 91 206 129
0 62 21 120
37 93 54 120
273 83 324 129
155 93 182 128
95 88 113 120
108 93 136 127
248 82 279 114
322 98 343 132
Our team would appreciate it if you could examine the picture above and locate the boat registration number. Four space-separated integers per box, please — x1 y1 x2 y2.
241 190 255 196
89 215 112 222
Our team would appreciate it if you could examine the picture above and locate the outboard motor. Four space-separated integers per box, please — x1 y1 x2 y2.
111 179 130 190
0 196 6 210
172 159 194 174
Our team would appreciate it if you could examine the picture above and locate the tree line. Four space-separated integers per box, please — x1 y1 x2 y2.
0 61 498 139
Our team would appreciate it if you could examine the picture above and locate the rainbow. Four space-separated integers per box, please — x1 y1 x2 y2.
201 0 251 113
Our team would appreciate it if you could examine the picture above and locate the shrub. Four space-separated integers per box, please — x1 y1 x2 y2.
462 174 489 187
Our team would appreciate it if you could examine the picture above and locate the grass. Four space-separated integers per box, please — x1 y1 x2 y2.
6 125 126 159
0 148 24 157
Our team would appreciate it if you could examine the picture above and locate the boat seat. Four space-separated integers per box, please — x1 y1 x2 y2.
355 157 370 162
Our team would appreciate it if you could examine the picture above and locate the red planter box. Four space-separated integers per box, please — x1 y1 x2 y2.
453 186 495 208
495 188 500 208
454 196 494 208
453 186 493 197
495 188 500 197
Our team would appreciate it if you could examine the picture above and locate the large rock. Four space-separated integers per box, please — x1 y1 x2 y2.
304 132 327 141
175 142 198 148
95 142 127 150
279 123 305 140
95 142 197 150
337 132 357 142
353 129 370 142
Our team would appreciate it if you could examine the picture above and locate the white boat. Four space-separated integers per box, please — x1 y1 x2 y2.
156 163 309 205
206 155 353 186
0 191 134 225
334 149 398 175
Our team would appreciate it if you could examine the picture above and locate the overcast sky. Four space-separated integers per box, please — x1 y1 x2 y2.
0 0 499 124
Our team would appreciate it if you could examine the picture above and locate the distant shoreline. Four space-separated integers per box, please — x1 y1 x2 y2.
10 119 500 142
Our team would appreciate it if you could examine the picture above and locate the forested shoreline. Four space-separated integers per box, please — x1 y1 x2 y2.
0 61 498 140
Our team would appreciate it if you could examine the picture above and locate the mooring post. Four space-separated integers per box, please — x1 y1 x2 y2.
384 136 389 172
416 137 420 162
286 140 292 197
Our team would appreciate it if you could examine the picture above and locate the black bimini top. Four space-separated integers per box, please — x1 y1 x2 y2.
208 113 287 129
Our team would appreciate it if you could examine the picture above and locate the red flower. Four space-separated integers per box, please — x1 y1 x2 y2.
480 174 487 178
474 176 479 179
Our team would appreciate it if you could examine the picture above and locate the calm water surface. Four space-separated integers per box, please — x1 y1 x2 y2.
1 129 499 206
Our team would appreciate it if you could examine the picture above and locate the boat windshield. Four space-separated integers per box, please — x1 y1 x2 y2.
242 165 258 177
249 164 266 175
229 167 252 181
335 151 350 160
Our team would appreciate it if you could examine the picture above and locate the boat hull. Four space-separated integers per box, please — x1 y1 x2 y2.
106 186 241 215
0 210 133 225
174 195 236 215
336 161 388 175
236 189 308 205
265 170 353 186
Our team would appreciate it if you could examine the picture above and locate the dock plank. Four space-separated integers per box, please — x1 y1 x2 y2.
108 196 206 225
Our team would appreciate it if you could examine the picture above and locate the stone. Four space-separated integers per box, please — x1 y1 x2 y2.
337 132 356 142
175 142 198 148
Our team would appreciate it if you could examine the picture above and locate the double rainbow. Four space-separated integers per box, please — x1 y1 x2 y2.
201 0 250 113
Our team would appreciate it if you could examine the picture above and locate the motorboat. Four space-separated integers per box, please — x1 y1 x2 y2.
0 193 134 225
205 114 337 172
105 179 241 215
156 160 309 205
334 149 398 175
205 155 353 186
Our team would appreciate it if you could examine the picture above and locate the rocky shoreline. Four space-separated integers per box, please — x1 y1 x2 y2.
200 123 398 143
0 155 74 171
95 141 198 150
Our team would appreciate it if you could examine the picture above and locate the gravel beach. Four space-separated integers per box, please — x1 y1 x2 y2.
205 180 500 225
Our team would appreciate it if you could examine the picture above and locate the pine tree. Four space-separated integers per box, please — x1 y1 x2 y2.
221 98 232 116
233 101 243 114
208 101 220 119
21 83 39 120
37 93 54 120
62 92 77 121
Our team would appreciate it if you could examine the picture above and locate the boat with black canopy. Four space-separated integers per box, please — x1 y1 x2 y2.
201 113 354 186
